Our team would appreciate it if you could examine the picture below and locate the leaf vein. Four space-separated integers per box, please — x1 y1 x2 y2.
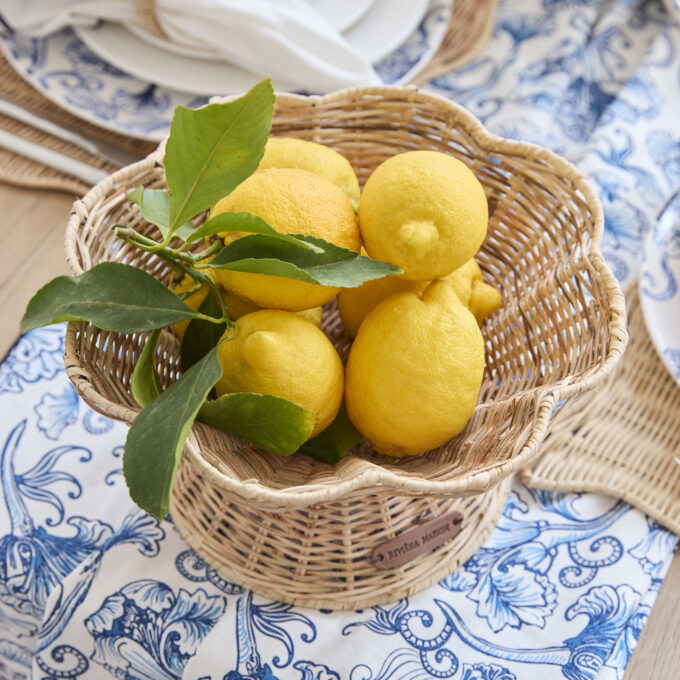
171 100 249 231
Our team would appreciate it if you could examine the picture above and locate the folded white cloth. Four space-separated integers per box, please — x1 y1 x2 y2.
1 0 381 92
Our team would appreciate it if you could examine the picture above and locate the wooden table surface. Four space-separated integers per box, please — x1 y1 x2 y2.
0 181 677 677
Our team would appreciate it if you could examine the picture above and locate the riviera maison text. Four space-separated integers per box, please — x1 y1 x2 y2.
386 522 452 560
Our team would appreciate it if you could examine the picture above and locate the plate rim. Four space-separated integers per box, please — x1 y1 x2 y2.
311 0 376 33
0 29 169 141
343 0 431 64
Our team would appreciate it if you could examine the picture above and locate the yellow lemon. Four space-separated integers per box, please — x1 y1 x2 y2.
445 259 479 307
222 288 261 320
222 287 323 327
296 306 323 328
338 275 426 338
345 279 485 456
259 137 361 211
169 272 211 339
359 150 488 280
338 258 502 337
469 279 503 324
216 309 343 437
211 168 360 311
448 259 502 323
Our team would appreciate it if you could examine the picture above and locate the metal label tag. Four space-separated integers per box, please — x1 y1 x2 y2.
370 511 464 570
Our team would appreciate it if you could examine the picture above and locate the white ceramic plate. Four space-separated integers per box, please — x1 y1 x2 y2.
310 0 376 32
640 191 680 386
344 0 430 63
0 0 451 140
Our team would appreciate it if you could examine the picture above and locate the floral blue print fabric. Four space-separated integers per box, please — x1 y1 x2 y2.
1 0 680 678
426 0 680 289
0 327 675 680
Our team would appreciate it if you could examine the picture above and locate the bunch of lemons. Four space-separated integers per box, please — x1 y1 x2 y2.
172 137 502 457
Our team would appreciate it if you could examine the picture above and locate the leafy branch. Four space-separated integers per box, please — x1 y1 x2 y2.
20 78 394 519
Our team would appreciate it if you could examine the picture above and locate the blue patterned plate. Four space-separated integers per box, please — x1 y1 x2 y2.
0 0 451 141
640 191 680 386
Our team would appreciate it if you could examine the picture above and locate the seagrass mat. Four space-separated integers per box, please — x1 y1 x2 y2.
520 286 680 535
0 0 497 194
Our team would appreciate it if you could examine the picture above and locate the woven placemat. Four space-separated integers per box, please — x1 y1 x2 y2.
520 286 680 534
0 51 156 194
0 0 498 194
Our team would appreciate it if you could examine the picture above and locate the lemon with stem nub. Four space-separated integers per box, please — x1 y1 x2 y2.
359 150 488 281
345 279 485 457
338 257 502 337
338 274 425 338
449 259 503 324
215 309 343 437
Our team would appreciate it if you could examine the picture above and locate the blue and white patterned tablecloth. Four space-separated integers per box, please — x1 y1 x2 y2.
427 0 680 291
2 0 680 678
0 327 676 680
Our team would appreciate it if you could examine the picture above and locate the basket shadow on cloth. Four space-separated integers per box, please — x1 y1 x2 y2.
63 86 627 608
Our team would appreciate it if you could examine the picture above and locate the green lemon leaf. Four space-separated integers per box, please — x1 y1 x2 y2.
174 221 201 241
198 392 316 456
128 187 196 240
128 187 170 237
205 233 401 287
131 329 163 408
299 402 363 464
180 289 227 373
183 211 321 252
165 78 274 233
20 262 215 334
123 346 223 519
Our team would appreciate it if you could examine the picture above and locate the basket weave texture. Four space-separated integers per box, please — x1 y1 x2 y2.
63 86 626 607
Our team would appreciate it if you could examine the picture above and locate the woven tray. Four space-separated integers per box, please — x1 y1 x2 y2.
63 85 626 607
521 286 680 535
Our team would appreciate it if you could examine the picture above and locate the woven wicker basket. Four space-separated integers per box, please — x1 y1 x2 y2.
63 86 627 609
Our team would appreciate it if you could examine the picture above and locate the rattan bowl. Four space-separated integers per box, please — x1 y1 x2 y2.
63 86 626 608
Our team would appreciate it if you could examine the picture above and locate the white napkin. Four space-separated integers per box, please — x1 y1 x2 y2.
1 0 381 92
